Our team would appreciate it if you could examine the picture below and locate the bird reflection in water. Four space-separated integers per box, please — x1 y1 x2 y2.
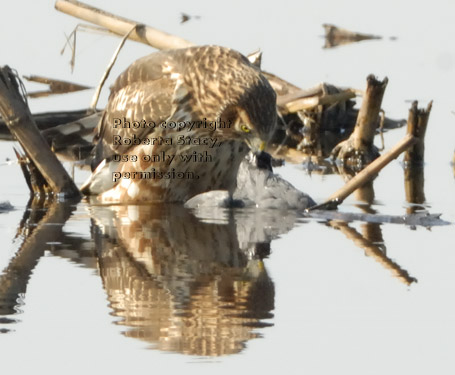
90 203 280 355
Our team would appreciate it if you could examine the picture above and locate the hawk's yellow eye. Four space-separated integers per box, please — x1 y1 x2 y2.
241 124 251 133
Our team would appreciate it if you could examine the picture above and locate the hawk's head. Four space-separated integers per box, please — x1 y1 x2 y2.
176 46 277 153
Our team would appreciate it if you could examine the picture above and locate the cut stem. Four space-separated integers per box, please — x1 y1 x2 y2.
403 100 432 165
352 75 388 150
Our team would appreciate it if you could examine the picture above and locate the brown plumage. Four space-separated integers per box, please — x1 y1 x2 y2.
82 45 277 203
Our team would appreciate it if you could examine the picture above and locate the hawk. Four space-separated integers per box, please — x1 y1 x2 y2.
81 45 277 203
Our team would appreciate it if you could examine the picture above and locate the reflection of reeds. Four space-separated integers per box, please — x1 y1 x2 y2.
327 179 416 285
93 204 275 356
330 220 416 285
403 101 431 214
404 166 426 214
0 199 77 316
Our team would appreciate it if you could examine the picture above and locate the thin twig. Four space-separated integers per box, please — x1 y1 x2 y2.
61 23 117 72
89 24 137 111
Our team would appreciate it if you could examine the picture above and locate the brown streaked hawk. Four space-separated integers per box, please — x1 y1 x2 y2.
81 45 277 203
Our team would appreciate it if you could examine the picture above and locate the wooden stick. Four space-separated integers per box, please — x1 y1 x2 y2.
0 66 81 198
352 75 388 149
0 109 92 139
276 85 325 107
55 0 194 50
330 75 388 164
403 100 432 164
308 133 416 210
283 90 356 113
402 101 432 210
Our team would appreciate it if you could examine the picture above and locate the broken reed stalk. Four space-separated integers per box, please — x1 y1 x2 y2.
403 100 432 165
309 133 417 210
330 75 388 164
55 0 194 50
403 100 432 208
0 66 81 198
353 75 388 150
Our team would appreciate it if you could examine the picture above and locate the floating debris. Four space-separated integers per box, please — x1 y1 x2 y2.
0 201 13 213
180 12 201 24
323 23 395 48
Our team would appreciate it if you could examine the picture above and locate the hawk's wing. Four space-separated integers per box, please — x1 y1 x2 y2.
92 51 191 167
83 51 196 195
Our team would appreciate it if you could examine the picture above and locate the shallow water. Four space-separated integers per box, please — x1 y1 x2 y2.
2 0 455 374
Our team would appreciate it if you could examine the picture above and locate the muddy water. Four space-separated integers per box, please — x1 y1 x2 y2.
2 1 455 374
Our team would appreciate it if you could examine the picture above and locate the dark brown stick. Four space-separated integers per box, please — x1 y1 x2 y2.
0 66 81 198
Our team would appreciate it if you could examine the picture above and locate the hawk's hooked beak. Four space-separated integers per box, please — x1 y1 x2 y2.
259 141 266 152
246 138 266 154
246 138 273 171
